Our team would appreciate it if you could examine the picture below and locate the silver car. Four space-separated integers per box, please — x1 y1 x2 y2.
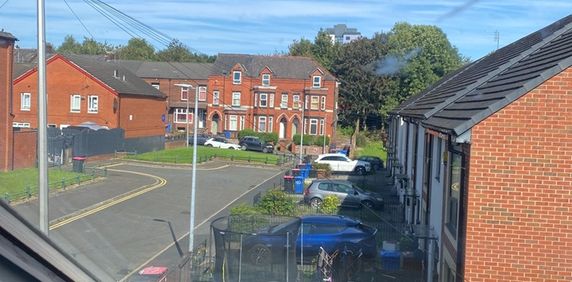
303 179 384 210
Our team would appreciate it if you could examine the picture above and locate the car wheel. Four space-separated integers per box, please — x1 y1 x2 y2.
355 167 366 176
361 200 374 209
262 148 268 153
310 198 322 208
248 244 271 266
206 144 213 147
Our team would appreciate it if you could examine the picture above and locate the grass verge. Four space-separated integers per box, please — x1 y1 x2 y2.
355 141 387 162
128 146 282 164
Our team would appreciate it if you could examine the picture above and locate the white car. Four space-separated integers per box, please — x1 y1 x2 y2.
204 137 241 150
314 153 372 175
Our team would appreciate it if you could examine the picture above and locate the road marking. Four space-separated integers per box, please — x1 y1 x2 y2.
49 169 167 230
112 161 230 171
119 170 285 282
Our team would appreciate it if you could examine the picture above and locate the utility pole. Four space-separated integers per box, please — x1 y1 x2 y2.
37 0 49 234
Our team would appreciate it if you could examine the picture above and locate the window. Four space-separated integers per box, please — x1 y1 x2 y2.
229 115 238 130
258 116 267 132
12 122 31 128
262 74 270 86
280 94 288 108
181 87 189 101
20 93 31 111
151 82 160 90
213 91 219 105
268 116 273 133
310 96 319 110
293 95 300 109
269 93 274 108
436 138 442 181
174 108 190 123
259 93 268 107
198 86 207 101
309 119 318 135
320 119 325 135
113 69 119 78
312 75 321 88
232 92 241 106
446 151 463 238
70 95 81 112
305 95 309 110
88 96 98 113
320 96 326 110
240 116 245 130
233 71 241 84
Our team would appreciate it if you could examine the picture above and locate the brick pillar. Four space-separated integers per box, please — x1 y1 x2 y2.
0 32 17 171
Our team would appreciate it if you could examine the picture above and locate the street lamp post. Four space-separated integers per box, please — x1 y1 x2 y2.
299 99 304 164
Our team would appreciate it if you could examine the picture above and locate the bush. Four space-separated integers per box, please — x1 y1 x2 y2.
256 189 296 216
237 129 278 144
313 136 330 146
320 195 340 214
355 132 368 147
338 126 354 137
293 134 315 145
312 162 331 172
237 129 257 140
230 203 262 216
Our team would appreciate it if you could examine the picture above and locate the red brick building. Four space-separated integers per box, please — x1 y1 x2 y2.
13 54 167 140
0 31 17 171
388 16 572 281
207 54 338 139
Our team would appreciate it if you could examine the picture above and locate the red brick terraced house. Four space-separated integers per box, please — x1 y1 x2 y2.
207 54 338 139
12 54 167 151
117 60 213 134
387 16 572 281
0 31 17 171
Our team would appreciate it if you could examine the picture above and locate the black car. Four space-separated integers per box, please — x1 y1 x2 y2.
357 156 384 170
188 134 209 145
239 136 274 153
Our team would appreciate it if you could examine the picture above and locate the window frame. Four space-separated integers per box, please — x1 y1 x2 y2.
70 94 81 113
280 94 288 109
310 96 319 110
259 93 268 107
229 115 238 131
181 87 189 101
232 92 241 107
212 91 220 105
312 76 321 88
309 118 318 135
320 119 325 135
268 116 273 133
258 116 267 133
446 148 463 239
20 92 31 111
151 82 160 90
174 108 190 123
198 86 207 101
87 95 98 113
261 74 270 86
320 96 326 110
233 71 242 84
292 95 300 109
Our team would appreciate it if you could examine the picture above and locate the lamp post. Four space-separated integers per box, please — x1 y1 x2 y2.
299 99 304 164
174 83 199 255
153 219 184 258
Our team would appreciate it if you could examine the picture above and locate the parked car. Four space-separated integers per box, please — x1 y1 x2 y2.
204 137 241 150
314 153 371 175
188 134 209 145
357 156 384 170
245 215 377 266
304 179 384 210
239 136 274 153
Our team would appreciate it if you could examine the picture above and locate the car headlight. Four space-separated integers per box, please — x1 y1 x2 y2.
376 197 383 201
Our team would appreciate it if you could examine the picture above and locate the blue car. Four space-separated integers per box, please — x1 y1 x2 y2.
245 215 377 266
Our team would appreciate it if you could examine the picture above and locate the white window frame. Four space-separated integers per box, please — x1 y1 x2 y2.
70 94 81 113
293 95 300 109
262 74 270 86
198 86 207 101
213 91 220 105
258 116 267 132
229 115 238 130
88 95 99 113
310 96 319 110
305 95 309 110
268 116 273 133
259 93 268 107
240 116 245 130
269 93 274 108
20 93 31 111
312 76 321 88
181 87 189 101
320 119 325 135
151 82 160 90
281 94 288 109
174 108 190 123
309 118 318 135
321 96 326 110
12 122 31 128
232 92 241 107
233 71 242 84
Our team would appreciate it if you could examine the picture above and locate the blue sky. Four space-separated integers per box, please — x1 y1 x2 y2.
1 0 571 60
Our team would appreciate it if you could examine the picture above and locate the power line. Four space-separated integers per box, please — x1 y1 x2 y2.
62 0 95 39
0 0 9 10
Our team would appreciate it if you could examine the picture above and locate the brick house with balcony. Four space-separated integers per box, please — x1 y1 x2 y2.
0 31 17 171
13 54 167 151
207 54 338 139
118 60 212 134
387 16 572 281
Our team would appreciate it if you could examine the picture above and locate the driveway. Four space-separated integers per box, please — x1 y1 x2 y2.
13 161 286 280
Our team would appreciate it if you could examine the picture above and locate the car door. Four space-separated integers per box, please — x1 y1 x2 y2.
334 156 352 172
338 183 361 207
330 182 350 204
320 156 339 171
300 222 345 257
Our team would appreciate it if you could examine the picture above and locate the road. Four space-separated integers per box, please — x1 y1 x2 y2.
13 161 286 281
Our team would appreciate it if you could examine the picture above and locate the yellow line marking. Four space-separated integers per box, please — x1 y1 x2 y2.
119 170 285 281
49 169 167 230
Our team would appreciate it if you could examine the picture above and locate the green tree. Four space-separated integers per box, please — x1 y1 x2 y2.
57 35 81 54
156 39 215 62
116 38 156 61
289 31 340 70
288 38 313 57
57 35 113 55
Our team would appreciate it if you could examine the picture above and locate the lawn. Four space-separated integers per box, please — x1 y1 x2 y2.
0 168 93 201
355 141 387 162
128 146 283 165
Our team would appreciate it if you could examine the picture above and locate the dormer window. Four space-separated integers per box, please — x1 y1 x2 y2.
312 76 321 88
113 69 119 78
233 71 242 84
262 74 271 86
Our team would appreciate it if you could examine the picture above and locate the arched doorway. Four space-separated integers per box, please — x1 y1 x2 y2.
279 117 287 139
292 117 299 136
211 113 220 135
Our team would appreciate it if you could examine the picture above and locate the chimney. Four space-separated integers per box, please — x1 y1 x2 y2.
0 32 17 171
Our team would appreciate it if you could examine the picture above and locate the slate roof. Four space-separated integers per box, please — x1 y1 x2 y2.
14 54 165 98
393 15 572 136
211 54 336 81
116 60 213 80
0 31 17 41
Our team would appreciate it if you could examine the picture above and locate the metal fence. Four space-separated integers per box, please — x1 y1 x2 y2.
127 153 296 166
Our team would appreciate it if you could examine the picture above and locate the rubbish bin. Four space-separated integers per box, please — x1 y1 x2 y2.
380 250 401 271
294 176 305 194
72 156 87 173
283 175 294 193
291 168 301 177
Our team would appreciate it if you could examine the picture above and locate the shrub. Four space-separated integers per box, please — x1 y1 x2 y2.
355 132 368 147
338 126 354 137
312 162 331 172
313 136 330 146
237 129 257 140
320 195 340 214
237 129 278 144
293 134 315 145
256 189 296 216
230 203 262 216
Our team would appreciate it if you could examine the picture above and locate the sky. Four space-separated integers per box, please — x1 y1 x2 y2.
1 0 572 60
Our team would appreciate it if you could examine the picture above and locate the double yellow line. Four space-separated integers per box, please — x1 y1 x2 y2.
49 168 167 230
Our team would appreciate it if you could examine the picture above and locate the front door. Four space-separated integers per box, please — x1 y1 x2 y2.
279 118 287 139
211 114 220 135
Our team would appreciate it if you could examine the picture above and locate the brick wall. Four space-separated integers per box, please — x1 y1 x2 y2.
13 130 37 170
0 36 15 171
466 68 572 281
119 95 167 138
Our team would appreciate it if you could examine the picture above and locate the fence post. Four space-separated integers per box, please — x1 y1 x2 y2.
77 175 81 185
62 178 65 189
248 156 251 162
175 155 178 164
26 185 31 198
265 157 268 164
